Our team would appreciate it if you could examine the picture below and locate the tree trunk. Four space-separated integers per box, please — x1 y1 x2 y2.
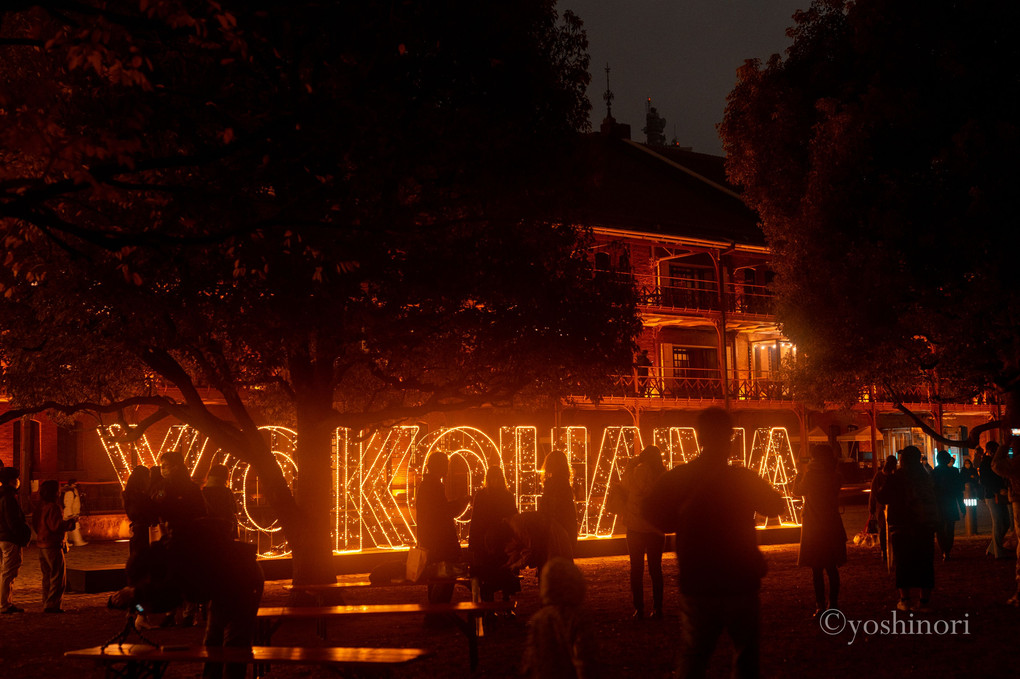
289 404 338 585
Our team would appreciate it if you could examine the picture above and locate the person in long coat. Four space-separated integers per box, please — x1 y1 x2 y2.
619 445 666 619
792 444 846 616
468 466 519 602
539 450 577 554
876 446 939 612
932 449 965 560
415 452 468 607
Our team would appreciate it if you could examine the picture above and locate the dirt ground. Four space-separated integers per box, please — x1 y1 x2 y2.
0 529 1017 679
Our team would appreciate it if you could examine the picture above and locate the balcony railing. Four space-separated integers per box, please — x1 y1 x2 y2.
610 367 793 402
595 270 774 315
599 369 1001 407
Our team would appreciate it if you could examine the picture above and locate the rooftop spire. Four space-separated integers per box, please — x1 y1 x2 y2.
599 63 630 139
603 63 614 120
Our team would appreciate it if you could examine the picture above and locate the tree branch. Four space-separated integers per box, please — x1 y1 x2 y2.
0 396 177 427
893 402 1000 448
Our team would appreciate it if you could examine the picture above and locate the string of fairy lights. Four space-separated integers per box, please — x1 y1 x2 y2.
98 423 802 556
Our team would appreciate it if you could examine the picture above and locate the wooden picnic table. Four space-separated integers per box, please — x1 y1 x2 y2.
65 642 429 678
256 600 513 671
285 577 474 605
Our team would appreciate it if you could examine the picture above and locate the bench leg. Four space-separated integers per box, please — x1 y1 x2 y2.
448 613 479 672
316 617 328 640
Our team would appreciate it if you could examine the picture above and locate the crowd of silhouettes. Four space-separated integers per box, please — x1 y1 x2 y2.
2 408 1018 678
109 451 258 679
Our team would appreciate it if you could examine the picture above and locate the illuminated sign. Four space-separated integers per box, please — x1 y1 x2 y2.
99 422 802 554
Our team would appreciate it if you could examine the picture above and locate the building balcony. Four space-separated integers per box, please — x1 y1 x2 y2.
596 269 774 322
570 368 1002 412
582 367 793 405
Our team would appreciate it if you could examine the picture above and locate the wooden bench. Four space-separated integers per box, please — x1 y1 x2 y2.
66 643 428 678
66 564 127 593
285 577 473 605
256 600 513 671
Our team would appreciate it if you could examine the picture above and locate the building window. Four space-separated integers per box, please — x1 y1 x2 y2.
57 422 83 472
671 346 718 376
751 340 795 379
663 263 715 310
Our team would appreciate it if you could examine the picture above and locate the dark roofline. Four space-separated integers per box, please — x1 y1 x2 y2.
622 140 742 201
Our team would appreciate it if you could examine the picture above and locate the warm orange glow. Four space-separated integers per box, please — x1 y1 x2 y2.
99 422 801 555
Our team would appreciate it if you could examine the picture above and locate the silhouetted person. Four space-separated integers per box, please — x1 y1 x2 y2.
0 466 30 614
645 407 783 679
991 435 1020 606
152 451 207 538
468 466 519 603
203 464 239 540
980 441 1010 558
932 449 965 560
415 452 467 612
619 445 666 620
504 511 574 581
634 349 653 396
123 465 157 585
33 479 75 613
110 519 263 679
792 444 846 616
960 458 980 534
522 558 598 679
539 450 577 554
151 451 206 628
876 446 938 612
869 455 897 564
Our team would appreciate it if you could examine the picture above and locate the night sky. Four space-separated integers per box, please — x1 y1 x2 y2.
563 0 808 155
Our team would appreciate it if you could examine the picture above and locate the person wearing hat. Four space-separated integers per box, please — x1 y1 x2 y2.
932 449 965 561
0 467 31 614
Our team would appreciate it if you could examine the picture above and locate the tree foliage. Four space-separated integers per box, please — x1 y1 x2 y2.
0 1 640 580
721 0 1020 436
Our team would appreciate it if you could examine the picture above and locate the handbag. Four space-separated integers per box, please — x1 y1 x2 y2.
405 546 429 583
